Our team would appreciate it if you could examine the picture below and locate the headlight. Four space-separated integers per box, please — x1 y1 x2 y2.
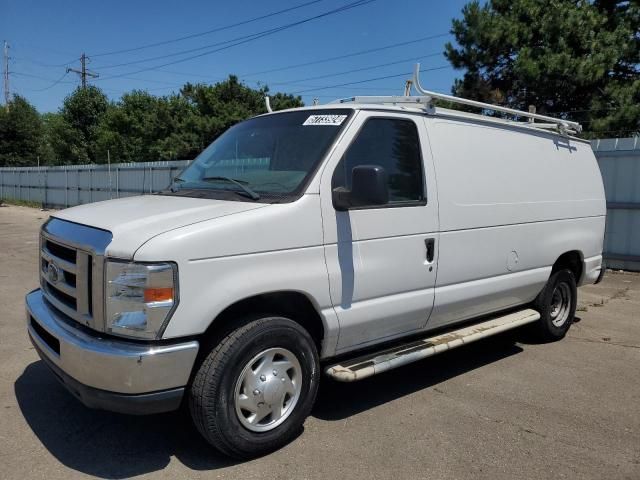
105 261 178 339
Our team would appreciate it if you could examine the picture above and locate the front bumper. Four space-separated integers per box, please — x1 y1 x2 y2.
26 289 199 415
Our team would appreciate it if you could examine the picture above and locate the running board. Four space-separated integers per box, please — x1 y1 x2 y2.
325 309 540 382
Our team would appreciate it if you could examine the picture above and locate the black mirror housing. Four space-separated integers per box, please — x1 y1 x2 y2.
332 165 389 211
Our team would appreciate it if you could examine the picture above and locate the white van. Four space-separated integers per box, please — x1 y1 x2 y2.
25 69 606 458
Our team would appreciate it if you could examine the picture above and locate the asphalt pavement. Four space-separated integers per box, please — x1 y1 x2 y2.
1 204 638 479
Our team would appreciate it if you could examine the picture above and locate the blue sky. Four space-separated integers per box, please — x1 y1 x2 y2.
2 0 473 112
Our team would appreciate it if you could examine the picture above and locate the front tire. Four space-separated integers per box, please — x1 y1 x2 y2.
189 316 320 459
532 269 577 341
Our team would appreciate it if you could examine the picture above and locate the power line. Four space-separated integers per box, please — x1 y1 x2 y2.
12 71 75 83
267 52 445 85
12 55 77 69
241 32 450 77
31 71 72 92
121 33 450 85
99 57 450 97
90 0 325 58
95 0 377 78
289 65 453 94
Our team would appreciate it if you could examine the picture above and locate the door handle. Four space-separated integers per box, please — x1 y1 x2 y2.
425 238 435 263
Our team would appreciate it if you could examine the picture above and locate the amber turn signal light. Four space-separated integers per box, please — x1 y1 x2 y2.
144 287 174 303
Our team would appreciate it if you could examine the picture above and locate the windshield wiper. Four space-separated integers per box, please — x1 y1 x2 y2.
201 176 261 200
168 176 186 192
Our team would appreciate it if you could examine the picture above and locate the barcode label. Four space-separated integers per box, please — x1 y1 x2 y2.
303 114 348 126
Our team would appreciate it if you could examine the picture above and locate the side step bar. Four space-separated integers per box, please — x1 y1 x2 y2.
325 309 540 382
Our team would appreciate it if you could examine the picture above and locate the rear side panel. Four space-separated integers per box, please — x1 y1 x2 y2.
424 117 605 330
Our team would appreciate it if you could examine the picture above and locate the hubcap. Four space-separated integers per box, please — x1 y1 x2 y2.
550 282 572 327
234 348 302 432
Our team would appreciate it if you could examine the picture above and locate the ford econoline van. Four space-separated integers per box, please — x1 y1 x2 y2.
25 75 606 458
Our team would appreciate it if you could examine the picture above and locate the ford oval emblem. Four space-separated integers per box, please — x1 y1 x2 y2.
47 262 61 285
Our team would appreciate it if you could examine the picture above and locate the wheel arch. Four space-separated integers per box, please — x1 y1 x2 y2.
552 250 584 284
199 290 327 354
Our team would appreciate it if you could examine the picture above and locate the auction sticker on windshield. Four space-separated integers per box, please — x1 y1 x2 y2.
303 114 348 126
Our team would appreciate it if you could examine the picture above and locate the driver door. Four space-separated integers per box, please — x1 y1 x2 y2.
320 111 440 353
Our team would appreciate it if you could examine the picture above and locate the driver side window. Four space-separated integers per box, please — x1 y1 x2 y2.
332 117 425 204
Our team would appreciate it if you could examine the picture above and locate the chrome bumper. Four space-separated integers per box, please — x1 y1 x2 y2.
26 289 199 413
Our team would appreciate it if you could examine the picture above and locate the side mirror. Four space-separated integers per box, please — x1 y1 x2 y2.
332 165 389 211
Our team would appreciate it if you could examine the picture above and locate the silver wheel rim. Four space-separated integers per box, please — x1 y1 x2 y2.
234 347 302 433
550 282 572 327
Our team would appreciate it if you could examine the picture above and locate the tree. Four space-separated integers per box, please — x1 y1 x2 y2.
445 0 640 137
94 76 303 162
181 75 304 146
0 96 43 167
3 76 303 166
51 86 109 163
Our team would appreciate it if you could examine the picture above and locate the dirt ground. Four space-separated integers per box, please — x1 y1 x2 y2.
1 204 638 479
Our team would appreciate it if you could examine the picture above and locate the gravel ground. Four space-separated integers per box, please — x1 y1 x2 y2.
1 204 638 480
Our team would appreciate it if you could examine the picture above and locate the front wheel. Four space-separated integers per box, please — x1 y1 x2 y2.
532 269 577 341
189 316 320 459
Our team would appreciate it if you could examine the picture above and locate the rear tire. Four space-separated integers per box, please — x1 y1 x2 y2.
189 316 320 459
532 269 577 341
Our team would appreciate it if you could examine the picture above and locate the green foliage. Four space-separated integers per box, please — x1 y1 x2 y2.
445 0 640 137
0 96 43 167
54 85 110 163
0 76 302 166
94 90 197 162
91 76 302 164
180 76 303 154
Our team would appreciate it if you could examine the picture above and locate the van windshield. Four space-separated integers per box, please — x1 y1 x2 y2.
164 109 352 202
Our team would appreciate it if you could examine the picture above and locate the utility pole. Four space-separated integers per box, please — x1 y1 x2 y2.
3 41 9 105
66 53 98 88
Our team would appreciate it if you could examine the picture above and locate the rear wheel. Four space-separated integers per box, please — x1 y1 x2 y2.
189 316 320 459
532 269 577 341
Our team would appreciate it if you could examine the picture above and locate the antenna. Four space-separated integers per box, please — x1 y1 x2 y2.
265 96 273 113
403 79 412 97
412 63 581 134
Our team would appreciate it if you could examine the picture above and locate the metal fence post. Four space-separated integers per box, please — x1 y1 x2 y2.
65 167 68 208
116 166 120 198
43 167 47 208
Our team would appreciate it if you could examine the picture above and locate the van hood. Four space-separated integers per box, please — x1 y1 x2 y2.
53 195 268 258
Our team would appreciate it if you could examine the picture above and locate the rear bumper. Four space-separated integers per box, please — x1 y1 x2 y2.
595 259 606 284
582 255 604 286
26 289 199 415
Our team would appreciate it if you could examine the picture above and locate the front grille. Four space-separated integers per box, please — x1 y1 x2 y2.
40 235 93 327
45 240 76 263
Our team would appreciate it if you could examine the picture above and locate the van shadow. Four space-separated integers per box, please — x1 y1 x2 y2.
14 361 238 478
312 330 524 421
15 330 525 477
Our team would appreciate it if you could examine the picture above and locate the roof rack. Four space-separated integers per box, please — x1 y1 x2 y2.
331 95 435 110
330 63 582 135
